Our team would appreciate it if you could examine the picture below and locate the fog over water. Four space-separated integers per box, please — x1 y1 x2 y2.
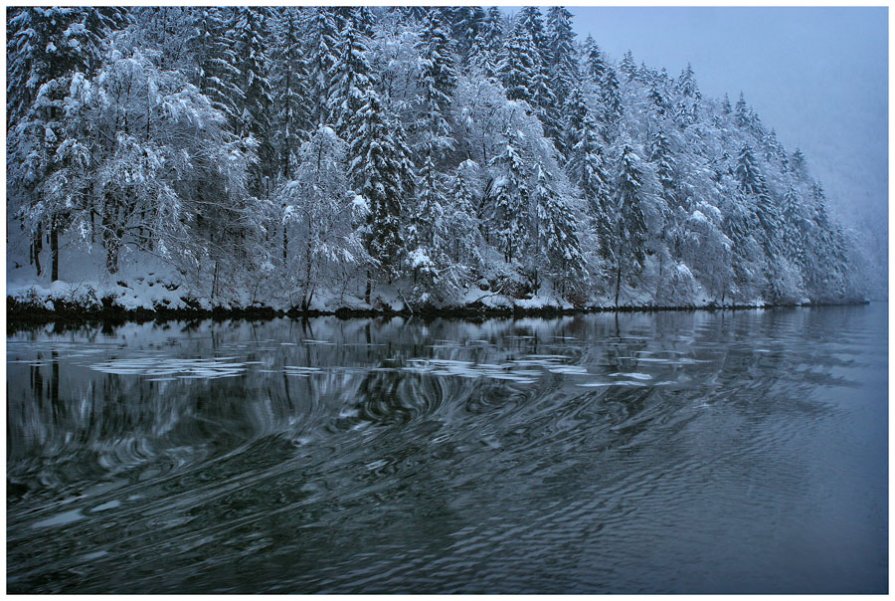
565 6 888 294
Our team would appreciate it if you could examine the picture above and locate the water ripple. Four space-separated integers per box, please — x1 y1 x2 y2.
7 305 888 593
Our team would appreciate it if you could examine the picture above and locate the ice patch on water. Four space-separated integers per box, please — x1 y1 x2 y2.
284 366 323 377
91 356 246 379
32 508 85 529
403 358 540 384
546 365 590 375
609 372 652 380
91 499 121 512
578 380 648 388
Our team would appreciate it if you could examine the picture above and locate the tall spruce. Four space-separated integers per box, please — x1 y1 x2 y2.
270 7 311 180
612 146 649 304
233 7 275 195
413 9 457 163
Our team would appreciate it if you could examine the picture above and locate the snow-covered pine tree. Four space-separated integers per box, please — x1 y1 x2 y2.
7 7 127 128
612 145 649 305
583 35 607 86
721 93 732 115
447 6 485 64
468 7 504 79
488 130 531 264
515 7 558 140
734 92 750 129
674 63 701 128
530 164 584 295
193 8 242 131
407 153 449 297
445 159 485 270
303 8 341 127
736 144 783 272
650 131 677 204
347 87 415 302
413 9 457 164
232 7 276 196
790 148 807 178
496 18 539 109
599 66 623 144
565 86 614 266
620 50 638 81
350 7 377 39
328 18 376 140
7 7 128 280
545 7 578 153
270 7 311 180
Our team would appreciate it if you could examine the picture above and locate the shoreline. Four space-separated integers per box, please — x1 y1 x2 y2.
7 296 872 328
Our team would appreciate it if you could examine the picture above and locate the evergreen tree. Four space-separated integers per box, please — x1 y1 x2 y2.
496 18 539 107
517 7 550 64
328 18 375 139
513 8 557 137
448 6 485 63
347 88 415 299
648 85 669 117
413 10 457 164
271 7 311 180
7 7 128 280
194 8 242 129
488 130 530 263
566 88 612 252
407 154 449 289
674 63 701 127
650 131 676 202
599 66 623 143
545 6 578 152
734 92 750 128
446 159 485 269
612 146 649 304
583 35 607 86
531 165 584 293
304 8 341 126
233 7 276 195
790 148 808 179
620 50 638 81
349 7 376 39
469 7 504 78
7 7 128 127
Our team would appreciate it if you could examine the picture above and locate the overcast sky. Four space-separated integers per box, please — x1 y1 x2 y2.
563 7 887 257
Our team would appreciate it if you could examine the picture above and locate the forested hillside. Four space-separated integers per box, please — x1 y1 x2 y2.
6 7 868 313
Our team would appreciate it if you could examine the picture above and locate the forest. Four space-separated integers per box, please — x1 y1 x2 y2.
6 6 869 313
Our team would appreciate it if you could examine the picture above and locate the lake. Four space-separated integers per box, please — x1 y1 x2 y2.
6 304 888 593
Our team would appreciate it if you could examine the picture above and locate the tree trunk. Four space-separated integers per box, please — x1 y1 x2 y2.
105 235 120 274
614 264 622 307
102 197 120 274
303 218 313 310
365 269 372 305
32 222 43 276
50 218 59 282
211 260 219 302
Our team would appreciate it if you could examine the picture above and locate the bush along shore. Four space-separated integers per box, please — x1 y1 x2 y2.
7 279 869 326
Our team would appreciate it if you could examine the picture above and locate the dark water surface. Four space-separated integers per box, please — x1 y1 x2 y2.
7 304 888 593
